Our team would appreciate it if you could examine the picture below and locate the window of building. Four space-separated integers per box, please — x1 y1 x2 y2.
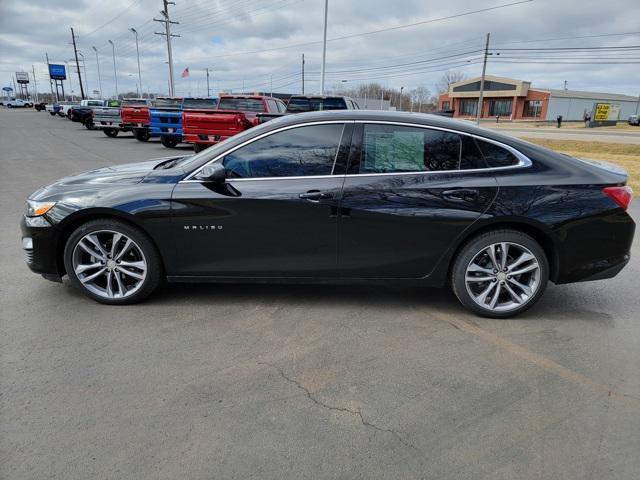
523 100 543 118
458 99 478 116
223 124 344 178
441 101 450 110
488 99 512 116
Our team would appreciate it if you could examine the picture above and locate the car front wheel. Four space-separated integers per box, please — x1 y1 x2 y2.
63 219 163 305
103 128 119 137
451 229 549 318
160 135 179 148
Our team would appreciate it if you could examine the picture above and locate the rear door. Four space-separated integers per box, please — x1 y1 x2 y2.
169 121 353 277
338 122 499 278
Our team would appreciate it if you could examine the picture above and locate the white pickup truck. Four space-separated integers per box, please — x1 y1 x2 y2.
6 99 33 108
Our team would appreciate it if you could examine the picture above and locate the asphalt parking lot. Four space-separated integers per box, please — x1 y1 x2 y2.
2 108 640 479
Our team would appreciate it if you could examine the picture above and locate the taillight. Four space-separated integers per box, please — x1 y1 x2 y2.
603 186 633 210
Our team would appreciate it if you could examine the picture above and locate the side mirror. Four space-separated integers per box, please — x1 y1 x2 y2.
195 162 227 183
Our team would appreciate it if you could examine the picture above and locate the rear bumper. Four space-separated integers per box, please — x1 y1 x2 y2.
183 133 232 145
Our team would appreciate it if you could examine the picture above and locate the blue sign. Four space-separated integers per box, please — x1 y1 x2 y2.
49 64 66 80
2 87 13 92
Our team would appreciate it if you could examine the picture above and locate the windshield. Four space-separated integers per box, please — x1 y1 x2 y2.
153 98 182 108
121 99 147 106
218 98 265 112
286 97 347 112
183 98 218 109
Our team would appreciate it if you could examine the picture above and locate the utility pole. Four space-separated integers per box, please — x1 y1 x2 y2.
301 53 305 94
564 80 568 90
70 27 85 99
399 86 404 110
380 87 384 110
476 32 490 125
205 68 211 97
319 0 328 95
108 40 118 98
91 47 103 98
32 65 39 103
130 28 143 97
154 0 179 97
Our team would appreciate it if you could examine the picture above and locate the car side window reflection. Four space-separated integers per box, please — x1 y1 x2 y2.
223 124 344 178
353 124 489 174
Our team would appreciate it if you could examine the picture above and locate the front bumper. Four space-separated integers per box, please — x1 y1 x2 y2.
20 216 62 280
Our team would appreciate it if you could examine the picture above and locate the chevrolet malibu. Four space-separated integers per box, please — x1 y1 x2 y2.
21 110 634 317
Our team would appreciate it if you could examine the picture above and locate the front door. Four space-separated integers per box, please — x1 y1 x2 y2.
338 122 499 278
169 122 351 277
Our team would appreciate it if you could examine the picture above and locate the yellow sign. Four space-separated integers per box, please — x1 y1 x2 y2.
594 103 611 121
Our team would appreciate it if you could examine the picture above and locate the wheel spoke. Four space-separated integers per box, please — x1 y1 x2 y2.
75 262 103 274
486 245 500 270
500 242 509 270
105 271 114 297
510 263 539 277
468 262 494 274
110 232 122 257
508 277 532 296
507 252 534 271
114 271 125 297
476 281 497 305
118 260 146 271
78 239 104 260
119 267 145 280
114 239 133 261
80 267 107 284
503 282 522 304
466 275 494 282
489 284 502 308
86 234 108 258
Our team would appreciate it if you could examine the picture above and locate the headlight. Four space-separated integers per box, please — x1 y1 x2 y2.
25 200 56 217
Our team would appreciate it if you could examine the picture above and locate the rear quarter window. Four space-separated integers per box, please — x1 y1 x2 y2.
475 138 520 168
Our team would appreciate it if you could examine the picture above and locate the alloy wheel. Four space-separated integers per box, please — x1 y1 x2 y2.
464 242 541 313
71 230 147 299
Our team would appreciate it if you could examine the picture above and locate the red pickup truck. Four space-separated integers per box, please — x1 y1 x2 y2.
120 98 151 142
183 95 286 152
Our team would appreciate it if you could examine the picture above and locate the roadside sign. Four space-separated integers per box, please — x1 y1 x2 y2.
594 103 621 121
48 64 66 80
2 87 13 92
16 72 29 84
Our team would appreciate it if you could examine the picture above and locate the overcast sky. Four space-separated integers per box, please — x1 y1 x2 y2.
1 0 639 99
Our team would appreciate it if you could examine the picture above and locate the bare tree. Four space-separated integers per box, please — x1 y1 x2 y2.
435 70 467 93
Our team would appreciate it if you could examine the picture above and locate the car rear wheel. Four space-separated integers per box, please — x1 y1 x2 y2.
193 143 208 153
134 129 150 142
84 120 96 130
103 128 119 137
160 136 179 148
451 229 549 318
49 112 56 116
63 219 163 305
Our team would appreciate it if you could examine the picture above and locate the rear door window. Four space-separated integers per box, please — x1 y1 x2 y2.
475 138 520 167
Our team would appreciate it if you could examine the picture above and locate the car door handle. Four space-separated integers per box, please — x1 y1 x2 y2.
299 190 334 201
442 188 479 200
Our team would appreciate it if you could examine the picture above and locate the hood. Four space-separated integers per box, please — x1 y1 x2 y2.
29 157 187 201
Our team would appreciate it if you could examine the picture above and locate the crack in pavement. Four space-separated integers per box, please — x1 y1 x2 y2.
259 362 418 451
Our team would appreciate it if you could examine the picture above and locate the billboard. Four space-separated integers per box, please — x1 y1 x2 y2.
48 64 66 80
593 103 621 121
16 72 29 84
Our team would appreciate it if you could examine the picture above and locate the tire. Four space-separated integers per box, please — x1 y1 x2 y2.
49 112 56 116
451 229 549 318
103 128 119 138
134 129 150 142
193 143 208 153
63 219 163 305
85 120 96 130
160 135 179 148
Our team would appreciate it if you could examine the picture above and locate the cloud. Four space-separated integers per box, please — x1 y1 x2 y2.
0 0 638 97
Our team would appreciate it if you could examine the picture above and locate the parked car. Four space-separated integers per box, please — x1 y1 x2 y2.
58 102 80 117
258 95 359 123
120 98 152 141
90 100 124 136
20 111 635 317
45 103 62 116
150 97 218 148
6 99 33 108
69 99 107 126
34 102 47 111
183 95 283 152
629 115 640 126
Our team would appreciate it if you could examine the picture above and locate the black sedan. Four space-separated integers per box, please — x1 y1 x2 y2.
21 110 634 317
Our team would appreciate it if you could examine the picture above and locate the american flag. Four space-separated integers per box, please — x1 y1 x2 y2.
181 67 189 78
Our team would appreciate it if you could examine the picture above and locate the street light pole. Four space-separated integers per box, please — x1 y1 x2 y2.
399 86 404 110
92 46 103 98
206 68 211 97
78 52 89 96
129 28 143 97
319 0 328 95
108 40 118 98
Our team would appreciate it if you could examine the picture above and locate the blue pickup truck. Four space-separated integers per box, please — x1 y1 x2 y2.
150 97 218 148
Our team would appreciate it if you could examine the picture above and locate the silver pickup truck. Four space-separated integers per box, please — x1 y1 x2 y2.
90 100 125 137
